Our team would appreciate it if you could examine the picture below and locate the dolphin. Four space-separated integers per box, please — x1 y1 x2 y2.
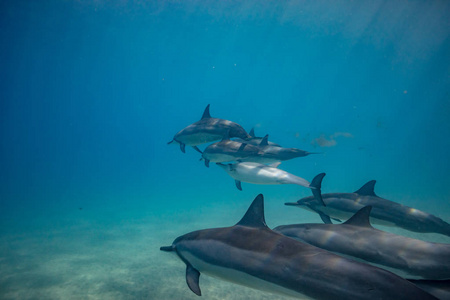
274 206 450 280
241 135 318 164
168 104 250 153
407 280 450 300
160 194 437 299
216 161 323 195
285 175 450 236
201 139 264 167
233 128 281 147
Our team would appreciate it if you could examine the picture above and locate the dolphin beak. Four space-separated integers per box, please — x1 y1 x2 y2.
284 202 300 206
216 163 227 170
160 245 174 252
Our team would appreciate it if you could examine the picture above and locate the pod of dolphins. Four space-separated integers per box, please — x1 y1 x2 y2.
162 105 450 299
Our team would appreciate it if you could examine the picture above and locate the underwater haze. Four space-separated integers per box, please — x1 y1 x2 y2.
1 1 450 299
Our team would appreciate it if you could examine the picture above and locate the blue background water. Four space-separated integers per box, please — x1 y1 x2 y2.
1 1 449 299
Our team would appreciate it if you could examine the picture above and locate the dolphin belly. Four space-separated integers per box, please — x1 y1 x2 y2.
203 153 243 163
233 164 310 187
176 132 224 146
181 251 309 299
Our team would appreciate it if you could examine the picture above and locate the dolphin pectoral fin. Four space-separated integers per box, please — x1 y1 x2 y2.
319 212 333 224
186 264 201 296
192 146 203 154
204 159 210 167
180 143 186 153
235 180 242 191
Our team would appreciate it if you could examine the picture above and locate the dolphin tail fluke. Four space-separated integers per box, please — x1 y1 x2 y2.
186 265 202 296
310 173 326 207
192 146 203 154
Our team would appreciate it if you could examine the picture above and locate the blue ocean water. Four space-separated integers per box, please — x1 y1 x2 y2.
1 1 449 299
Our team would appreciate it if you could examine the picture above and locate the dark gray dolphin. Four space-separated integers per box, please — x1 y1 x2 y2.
201 138 264 167
160 194 436 299
168 104 250 153
274 206 450 280
408 280 450 300
233 128 281 147
285 175 450 236
242 135 319 164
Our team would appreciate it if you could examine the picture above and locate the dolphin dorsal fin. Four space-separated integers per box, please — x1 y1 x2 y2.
343 206 373 228
354 180 377 197
236 194 267 228
201 104 211 120
249 128 255 137
259 134 269 147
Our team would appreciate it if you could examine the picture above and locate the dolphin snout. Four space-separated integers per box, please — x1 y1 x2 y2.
285 202 300 206
160 245 174 252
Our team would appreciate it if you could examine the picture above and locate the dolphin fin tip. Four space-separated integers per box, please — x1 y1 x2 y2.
186 265 202 296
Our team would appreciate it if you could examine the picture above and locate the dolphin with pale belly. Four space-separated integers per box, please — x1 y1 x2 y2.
160 194 437 299
285 175 450 236
275 206 450 280
168 104 250 153
216 161 320 192
201 139 264 167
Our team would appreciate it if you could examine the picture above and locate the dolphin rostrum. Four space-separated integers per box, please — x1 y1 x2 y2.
274 206 450 280
168 104 250 153
216 162 323 195
285 175 450 236
160 194 436 299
